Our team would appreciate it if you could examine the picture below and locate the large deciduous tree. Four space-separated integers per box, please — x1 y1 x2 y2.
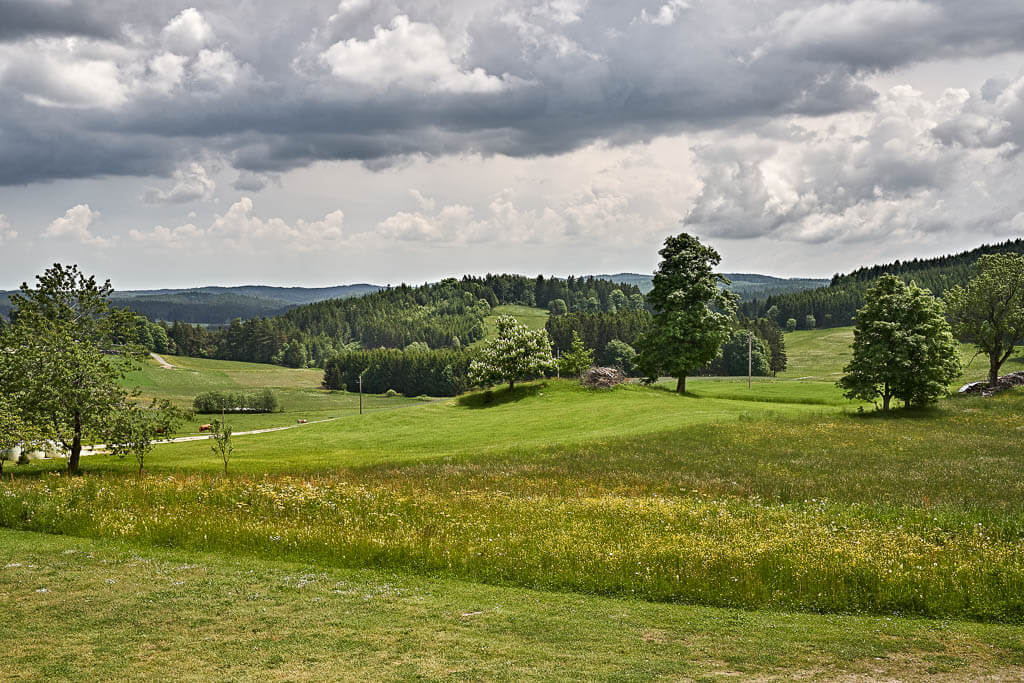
469 315 556 391
944 254 1024 388
635 233 738 393
0 264 142 474
838 275 961 411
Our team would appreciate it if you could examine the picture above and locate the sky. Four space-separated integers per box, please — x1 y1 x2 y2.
2 0 1024 290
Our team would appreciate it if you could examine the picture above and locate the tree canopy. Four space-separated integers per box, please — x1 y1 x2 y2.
469 315 556 392
945 253 1024 387
838 276 961 410
0 264 142 474
635 233 738 393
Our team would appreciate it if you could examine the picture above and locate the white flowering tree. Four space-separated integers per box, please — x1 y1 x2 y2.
469 315 556 392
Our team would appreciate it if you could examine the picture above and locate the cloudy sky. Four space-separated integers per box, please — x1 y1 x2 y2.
2 0 1024 289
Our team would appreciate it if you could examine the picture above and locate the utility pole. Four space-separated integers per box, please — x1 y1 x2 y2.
748 332 752 389
358 372 363 415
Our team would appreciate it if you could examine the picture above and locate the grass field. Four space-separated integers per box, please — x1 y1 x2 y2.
778 327 1024 385
475 304 549 347
122 353 422 435
4 329 1024 677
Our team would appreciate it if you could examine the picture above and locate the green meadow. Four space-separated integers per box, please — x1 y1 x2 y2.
3 329 1024 678
123 353 422 434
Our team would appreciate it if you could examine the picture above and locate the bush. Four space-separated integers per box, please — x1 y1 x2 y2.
193 389 280 414
602 339 637 376
384 389 399 397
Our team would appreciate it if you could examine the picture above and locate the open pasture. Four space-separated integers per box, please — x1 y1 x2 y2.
5 334 1024 677
5 380 1024 624
777 327 1024 385
121 353 421 435
477 304 549 345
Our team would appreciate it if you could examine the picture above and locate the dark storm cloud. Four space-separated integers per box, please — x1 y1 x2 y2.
2 0 1024 186
0 0 119 40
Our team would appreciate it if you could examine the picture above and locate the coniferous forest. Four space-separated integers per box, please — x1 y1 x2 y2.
742 239 1024 328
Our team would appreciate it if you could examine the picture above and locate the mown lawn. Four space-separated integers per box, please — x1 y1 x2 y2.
2 530 1022 681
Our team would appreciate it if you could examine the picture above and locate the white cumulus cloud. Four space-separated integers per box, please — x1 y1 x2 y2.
44 204 113 246
319 15 509 94
131 198 347 252
161 8 215 55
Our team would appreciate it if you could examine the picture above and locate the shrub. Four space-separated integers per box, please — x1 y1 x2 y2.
193 390 280 414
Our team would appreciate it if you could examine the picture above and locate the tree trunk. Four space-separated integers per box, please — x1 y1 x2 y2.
509 379 515 392
676 375 686 394
989 354 1001 388
882 383 891 412
68 413 82 474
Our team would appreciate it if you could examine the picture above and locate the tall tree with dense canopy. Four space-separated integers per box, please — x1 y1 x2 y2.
945 254 1024 388
0 264 141 474
838 276 961 411
635 233 738 393
469 315 556 391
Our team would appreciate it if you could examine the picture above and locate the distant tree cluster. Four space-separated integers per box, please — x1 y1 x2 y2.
545 309 651 354
324 348 473 396
193 389 280 414
742 238 1024 329
154 274 645 369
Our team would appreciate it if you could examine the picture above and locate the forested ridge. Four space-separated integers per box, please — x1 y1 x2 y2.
742 239 1024 328
159 274 643 368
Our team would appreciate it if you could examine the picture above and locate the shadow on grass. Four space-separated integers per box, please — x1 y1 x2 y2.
847 404 946 420
457 383 547 409
644 383 698 398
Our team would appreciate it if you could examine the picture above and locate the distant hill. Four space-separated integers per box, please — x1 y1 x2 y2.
0 283 383 324
592 272 829 300
741 238 1024 328
114 284 382 305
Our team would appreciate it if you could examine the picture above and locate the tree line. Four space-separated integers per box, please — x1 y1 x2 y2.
742 238 1024 329
145 274 645 369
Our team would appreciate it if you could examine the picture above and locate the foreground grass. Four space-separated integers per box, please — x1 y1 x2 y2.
2 530 1022 681
5 387 1023 622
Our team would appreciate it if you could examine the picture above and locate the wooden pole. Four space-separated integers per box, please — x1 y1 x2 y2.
359 373 363 415
748 332 752 389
